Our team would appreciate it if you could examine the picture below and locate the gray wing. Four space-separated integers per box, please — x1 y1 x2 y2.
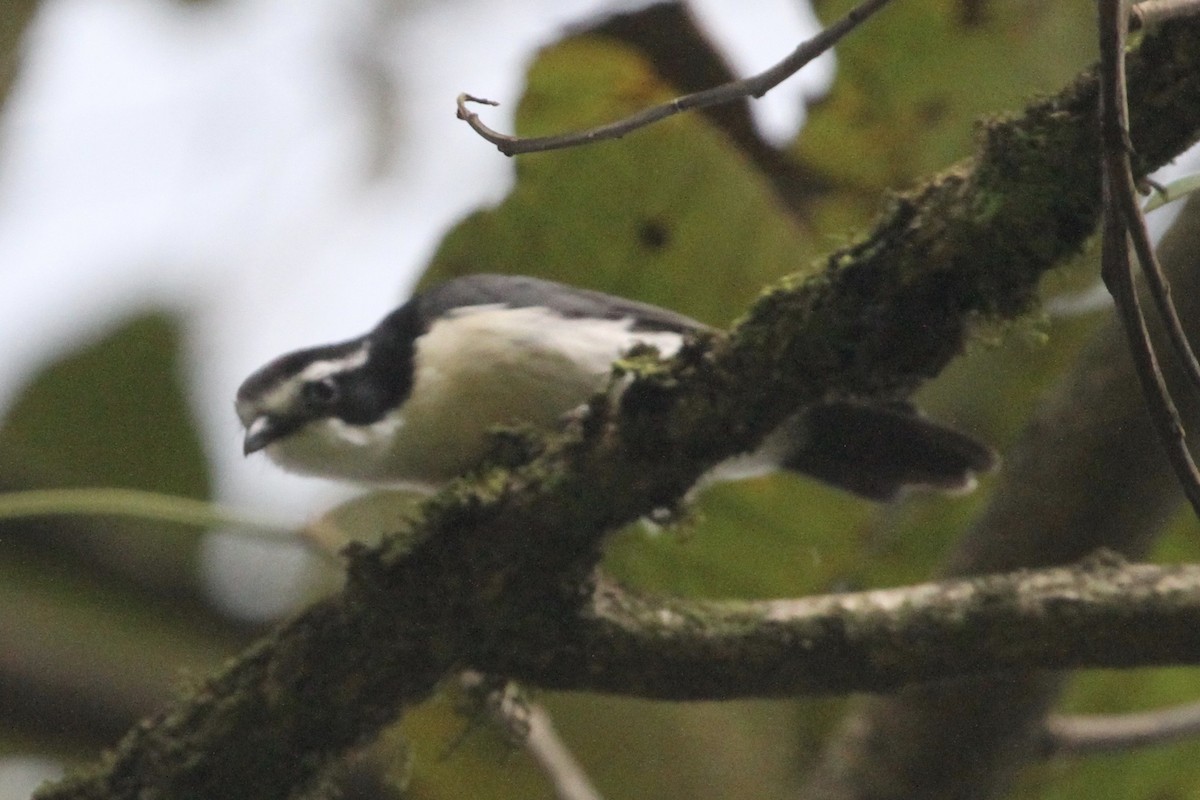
416 274 709 335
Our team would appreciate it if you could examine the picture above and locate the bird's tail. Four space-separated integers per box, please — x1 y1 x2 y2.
780 401 997 501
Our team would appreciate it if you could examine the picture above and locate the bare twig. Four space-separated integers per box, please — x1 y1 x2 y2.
1124 193 1200 392
1097 0 1200 517
456 0 896 155
460 673 604 800
526 704 605 800
1131 0 1200 30
0 487 283 534
0 487 341 563
1104 2 1200 396
1041 701 1200 756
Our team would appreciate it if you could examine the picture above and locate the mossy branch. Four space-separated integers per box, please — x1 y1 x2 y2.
36 16 1200 800
489 558 1200 699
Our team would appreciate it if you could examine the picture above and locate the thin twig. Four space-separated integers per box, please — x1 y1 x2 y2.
1116 155 1200 391
1124 188 1200 391
1130 0 1200 30
0 487 339 562
1042 701 1200 756
0 487 283 536
1097 0 1200 517
456 0 896 155
526 704 605 800
460 672 604 800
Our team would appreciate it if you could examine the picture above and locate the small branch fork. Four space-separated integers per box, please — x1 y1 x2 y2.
456 0 896 155
1097 0 1200 518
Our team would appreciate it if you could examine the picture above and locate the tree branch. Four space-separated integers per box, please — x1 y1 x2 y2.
798 193 1200 800
455 0 896 155
35 15 1200 800
486 559 1200 699
1040 701 1200 757
1098 0 1200 517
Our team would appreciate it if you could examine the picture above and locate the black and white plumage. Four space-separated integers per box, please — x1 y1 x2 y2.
236 274 995 499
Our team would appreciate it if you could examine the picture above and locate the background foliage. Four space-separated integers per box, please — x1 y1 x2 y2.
3 0 1200 798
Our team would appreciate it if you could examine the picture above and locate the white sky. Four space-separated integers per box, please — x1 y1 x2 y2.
0 0 827 619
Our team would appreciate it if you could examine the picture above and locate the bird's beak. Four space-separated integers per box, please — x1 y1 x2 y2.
243 416 278 455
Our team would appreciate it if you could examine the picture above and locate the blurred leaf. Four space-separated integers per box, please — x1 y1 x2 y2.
402 689 824 800
543 694 813 800
0 0 39 103
0 312 209 497
306 488 423 553
402 693 547 800
800 0 1097 195
428 36 817 327
0 551 238 755
0 313 257 756
298 489 426 600
0 311 211 589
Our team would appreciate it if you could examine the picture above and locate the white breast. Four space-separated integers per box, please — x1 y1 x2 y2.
269 305 684 489
386 305 683 486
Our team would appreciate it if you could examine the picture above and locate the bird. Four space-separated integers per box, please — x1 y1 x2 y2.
236 273 995 500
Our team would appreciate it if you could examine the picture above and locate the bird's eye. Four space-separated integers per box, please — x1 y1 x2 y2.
302 377 340 408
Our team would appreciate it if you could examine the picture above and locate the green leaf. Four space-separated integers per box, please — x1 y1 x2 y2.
428 36 817 327
0 312 212 587
0 312 209 497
